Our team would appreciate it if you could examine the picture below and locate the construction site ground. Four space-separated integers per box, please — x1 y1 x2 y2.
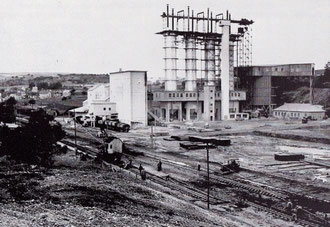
1 118 330 226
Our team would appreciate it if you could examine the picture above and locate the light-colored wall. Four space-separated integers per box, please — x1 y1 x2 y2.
251 64 314 77
89 102 116 117
88 84 109 101
110 71 147 126
273 111 325 120
131 72 147 125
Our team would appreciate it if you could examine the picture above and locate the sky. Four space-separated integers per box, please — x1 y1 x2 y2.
0 0 329 78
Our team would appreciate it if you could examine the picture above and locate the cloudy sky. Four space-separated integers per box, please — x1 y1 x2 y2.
0 0 329 78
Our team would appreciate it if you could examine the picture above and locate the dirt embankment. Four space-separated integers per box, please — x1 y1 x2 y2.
0 152 236 227
253 130 330 144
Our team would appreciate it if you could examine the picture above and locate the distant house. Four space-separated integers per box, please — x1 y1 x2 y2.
52 90 62 97
273 103 325 120
106 137 123 154
9 93 22 100
69 84 116 119
31 86 38 93
39 90 52 99
62 90 71 97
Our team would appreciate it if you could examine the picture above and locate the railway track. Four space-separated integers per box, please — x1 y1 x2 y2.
61 132 329 226
59 139 227 208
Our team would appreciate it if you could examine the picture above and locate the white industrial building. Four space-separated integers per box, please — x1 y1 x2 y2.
109 71 148 126
70 84 116 118
273 103 326 120
71 71 148 127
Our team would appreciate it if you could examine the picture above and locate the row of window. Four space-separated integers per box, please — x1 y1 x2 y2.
155 92 241 99
274 111 307 117
168 92 199 98
229 113 249 119
103 107 112 111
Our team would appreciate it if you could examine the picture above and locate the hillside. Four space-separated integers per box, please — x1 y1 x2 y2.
283 86 330 114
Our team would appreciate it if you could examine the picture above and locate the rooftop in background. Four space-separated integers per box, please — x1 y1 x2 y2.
274 103 325 113
109 70 147 75
236 63 315 77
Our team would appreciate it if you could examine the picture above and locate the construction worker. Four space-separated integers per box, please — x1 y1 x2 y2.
140 169 146 180
197 163 201 171
286 200 293 213
292 208 297 221
157 160 162 171
138 163 144 174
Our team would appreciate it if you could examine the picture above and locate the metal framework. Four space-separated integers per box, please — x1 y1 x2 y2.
157 4 253 91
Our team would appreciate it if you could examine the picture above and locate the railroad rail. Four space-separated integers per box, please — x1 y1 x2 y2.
61 129 329 226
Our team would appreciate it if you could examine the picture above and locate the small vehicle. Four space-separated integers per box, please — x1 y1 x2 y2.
302 117 308 124
221 159 240 172
96 131 105 138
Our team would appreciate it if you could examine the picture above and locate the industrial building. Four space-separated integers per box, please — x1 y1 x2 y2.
109 70 148 127
71 71 148 127
236 63 315 113
150 5 253 122
273 103 325 120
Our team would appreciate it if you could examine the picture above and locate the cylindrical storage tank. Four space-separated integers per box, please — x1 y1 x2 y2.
205 40 216 86
215 42 221 79
229 41 235 90
164 34 177 91
185 37 197 91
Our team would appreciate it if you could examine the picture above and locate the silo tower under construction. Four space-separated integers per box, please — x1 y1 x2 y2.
152 5 253 122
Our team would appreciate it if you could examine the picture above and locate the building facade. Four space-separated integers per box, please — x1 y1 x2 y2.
273 103 325 120
109 71 148 126
237 63 315 113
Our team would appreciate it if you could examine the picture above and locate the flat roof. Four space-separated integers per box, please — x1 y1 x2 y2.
274 103 325 113
244 63 314 67
110 70 147 75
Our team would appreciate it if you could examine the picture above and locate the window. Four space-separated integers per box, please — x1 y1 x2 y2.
180 93 183 97
110 144 113 149
210 110 213 113
235 93 237 97
193 93 196 97
169 93 171 97
238 93 240 97
103 107 106 110
190 93 192 97
108 108 111 111
210 103 213 106
281 68 284 72
210 90 213 92
186 93 188 97
210 97 213 99
231 93 233 96
275 68 278 71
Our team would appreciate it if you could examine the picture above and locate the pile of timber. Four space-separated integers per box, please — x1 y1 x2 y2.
169 135 231 150
179 142 216 150
170 135 190 141
274 153 305 161
188 136 231 146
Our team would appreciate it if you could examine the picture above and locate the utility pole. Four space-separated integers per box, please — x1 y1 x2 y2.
74 110 77 149
206 142 210 209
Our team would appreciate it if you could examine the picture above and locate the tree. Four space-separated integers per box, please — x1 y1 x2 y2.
28 99 36 109
0 109 66 167
29 82 35 89
70 89 76 96
0 97 17 123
